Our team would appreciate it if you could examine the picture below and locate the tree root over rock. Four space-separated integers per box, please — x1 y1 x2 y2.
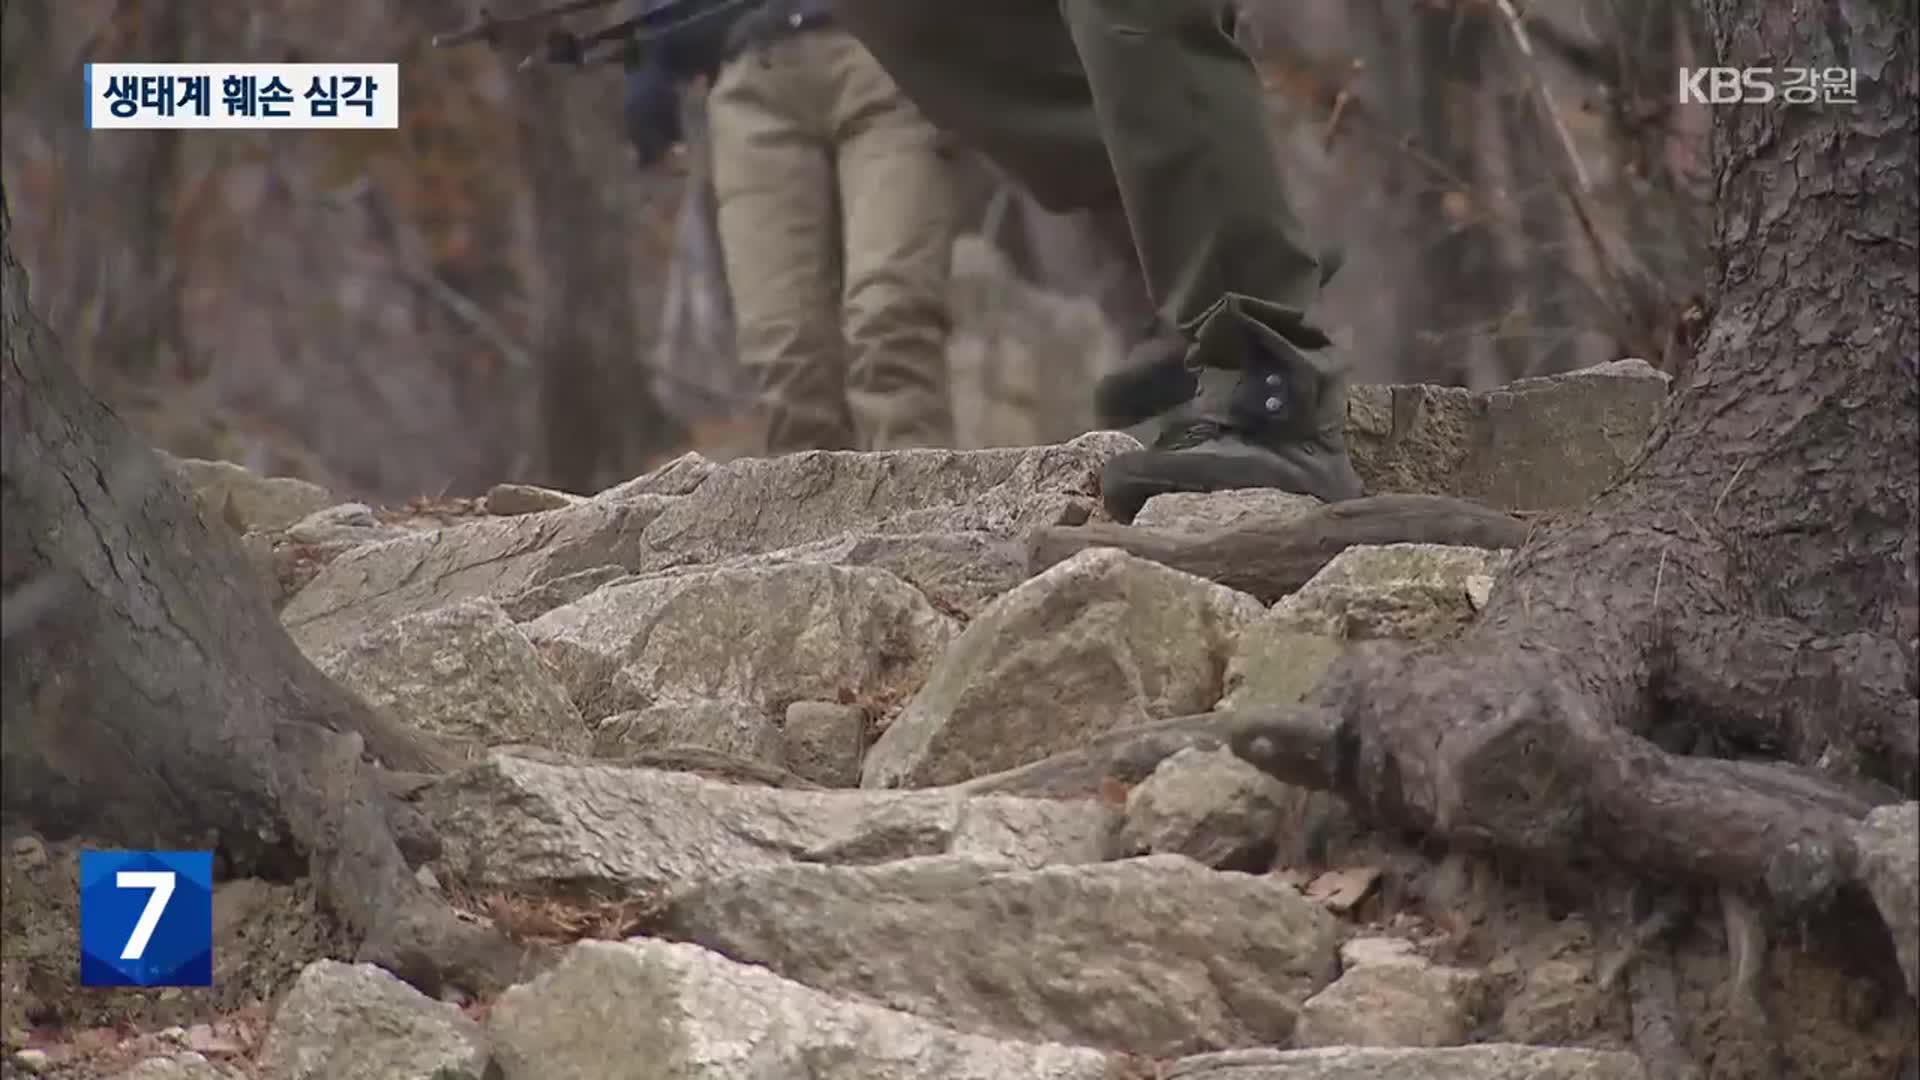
1027 493 1534 603
0 227 539 1001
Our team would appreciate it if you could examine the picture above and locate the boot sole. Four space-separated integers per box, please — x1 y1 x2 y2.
1102 449 1330 524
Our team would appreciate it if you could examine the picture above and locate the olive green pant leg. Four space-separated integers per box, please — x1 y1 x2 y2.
829 0 1333 375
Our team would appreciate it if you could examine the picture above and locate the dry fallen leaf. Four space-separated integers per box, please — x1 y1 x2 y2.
1306 866 1383 914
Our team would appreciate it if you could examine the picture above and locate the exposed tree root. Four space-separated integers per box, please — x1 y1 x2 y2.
1026 494 1533 602
1 227 540 1000
1225 639 1902 921
1627 947 1703 1080
1658 615 1919 793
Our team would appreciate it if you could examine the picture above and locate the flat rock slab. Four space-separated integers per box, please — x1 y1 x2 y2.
422 753 1112 894
593 450 716 500
255 960 488 1080
483 482 582 515
863 548 1263 789
282 435 1136 651
282 498 667 655
485 939 1114 1080
1168 1045 1646 1080
310 598 588 756
655 853 1341 1058
1134 490 1325 534
1857 801 1919 997
523 562 957 722
1347 358 1669 511
631 432 1136 569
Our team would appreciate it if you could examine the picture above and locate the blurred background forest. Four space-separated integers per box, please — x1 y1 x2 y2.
0 0 1713 504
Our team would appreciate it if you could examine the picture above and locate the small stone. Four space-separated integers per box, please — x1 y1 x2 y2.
484 483 583 516
782 701 868 787
1306 867 1383 915
1295 947 1486 1048
185 1024 243 1055
12 1048 51 1074
862 548 1262 788
10 835 47 870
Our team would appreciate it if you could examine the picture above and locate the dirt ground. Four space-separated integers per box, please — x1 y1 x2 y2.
0 832 347 1079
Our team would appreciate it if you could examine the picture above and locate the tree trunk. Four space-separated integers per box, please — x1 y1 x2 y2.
0 181 531 996
1225 0 1917 1020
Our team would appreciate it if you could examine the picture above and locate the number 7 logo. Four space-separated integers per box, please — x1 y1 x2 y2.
115 870 176 960
79 850 212 987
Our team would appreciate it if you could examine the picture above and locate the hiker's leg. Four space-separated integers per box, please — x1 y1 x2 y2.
709 39 855 453
819 29 961 451
831 0 1361 519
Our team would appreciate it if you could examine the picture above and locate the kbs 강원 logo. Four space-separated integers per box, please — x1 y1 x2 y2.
1677 66 1858 105
78 850 213 988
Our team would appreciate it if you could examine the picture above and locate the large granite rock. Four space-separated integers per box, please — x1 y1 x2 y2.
309 598 588 756
655 853 1341 1058
1347 358 1669 511
281 498 668 655
422 753 1112 894
282 436 1137 653
1857 801 1919 997
254 961 487 1080
863 548 1262 789
1223 543 1506 709
523 562 957 723
631 432 1137 568
1116 747 1299 871
165 455 335 534
485 939 1114 1080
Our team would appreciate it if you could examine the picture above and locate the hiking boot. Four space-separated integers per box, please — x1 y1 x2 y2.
1093 248 1345 431
1100 311 1363 523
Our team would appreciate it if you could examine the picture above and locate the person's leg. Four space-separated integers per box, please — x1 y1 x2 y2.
708 40 855 453
830 0 1362 519
818 30 961 451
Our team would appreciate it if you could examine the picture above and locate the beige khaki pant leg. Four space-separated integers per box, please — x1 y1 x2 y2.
709 44 854 453
820 31 959 451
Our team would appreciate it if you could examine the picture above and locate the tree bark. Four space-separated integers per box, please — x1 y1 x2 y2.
0 181 532 996
1027 494 1533 603
1228 0 1917 943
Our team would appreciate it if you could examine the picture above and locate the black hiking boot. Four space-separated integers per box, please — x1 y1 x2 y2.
1094 249 1345 431
1100 315 1364 524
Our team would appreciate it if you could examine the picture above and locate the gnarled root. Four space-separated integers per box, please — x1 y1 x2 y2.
1026 494 1532 602
273 723 541 998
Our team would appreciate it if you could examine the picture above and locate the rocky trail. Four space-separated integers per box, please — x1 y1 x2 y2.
3 359 1914 1080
